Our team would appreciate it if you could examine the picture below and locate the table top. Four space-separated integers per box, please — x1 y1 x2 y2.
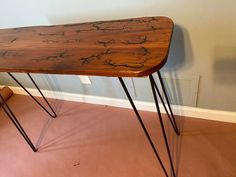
0 16 173 77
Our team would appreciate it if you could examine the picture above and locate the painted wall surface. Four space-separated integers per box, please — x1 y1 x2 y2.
0 0 235 111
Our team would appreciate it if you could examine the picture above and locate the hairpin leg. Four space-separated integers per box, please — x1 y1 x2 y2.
119 77 169 177
150 71 180 135
149 75 176 177
0 94 37 152
8 72 56 118
157 71 179 135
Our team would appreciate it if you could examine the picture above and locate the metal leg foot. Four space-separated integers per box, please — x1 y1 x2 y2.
0 94 37 152
149 75 177 177
8 73 56 118
119 77 169 177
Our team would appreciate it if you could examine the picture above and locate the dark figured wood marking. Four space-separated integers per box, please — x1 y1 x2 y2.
42 39 58 43
104 60 144 69
42 39 80 44
39 31 65 36
97 39 115 47
64 24 81 27
76 28 94 33
0 51 8 58
33 50 72 61
93 24 126 31
124 36 147 45
9 38 17 44
0 51 20 58
140 47 150 56
0 16 173 77
12 28 36 33
76 24 125 33
80 49 113 64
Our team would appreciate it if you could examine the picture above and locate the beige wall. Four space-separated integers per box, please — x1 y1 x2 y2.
0 0 235 111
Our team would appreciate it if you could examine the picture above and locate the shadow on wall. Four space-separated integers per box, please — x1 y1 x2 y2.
213 46 236 85
164 24 193 70
159 25 194 176
161 24 193 106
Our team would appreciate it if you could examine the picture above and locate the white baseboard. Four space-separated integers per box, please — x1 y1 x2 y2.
4 85 236 124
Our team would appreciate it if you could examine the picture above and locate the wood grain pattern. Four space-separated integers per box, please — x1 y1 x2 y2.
0 16 173 77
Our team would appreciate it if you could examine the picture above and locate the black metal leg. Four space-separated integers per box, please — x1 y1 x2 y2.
0 94 37 152
149 75 176 177
151 72 180 135
8 72 56 118
119 77 169 177
157 71 179 135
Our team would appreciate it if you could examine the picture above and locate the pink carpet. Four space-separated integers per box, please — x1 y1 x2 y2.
0 94 235 177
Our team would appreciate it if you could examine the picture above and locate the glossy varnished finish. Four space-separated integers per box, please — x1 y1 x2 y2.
0 17 173 77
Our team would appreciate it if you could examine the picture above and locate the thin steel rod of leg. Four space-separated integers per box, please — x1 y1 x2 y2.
0 94 37 152
27 73 56 118
149 75 176 177
152 75 180 135
118 77 169 177
157 71 179 135
152 80 178 134
8 72 56 118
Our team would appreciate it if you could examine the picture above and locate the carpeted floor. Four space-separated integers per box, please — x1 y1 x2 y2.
0 94 235 177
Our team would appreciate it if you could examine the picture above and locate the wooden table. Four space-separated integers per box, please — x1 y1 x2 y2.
0 16 179 177
0 16 172 77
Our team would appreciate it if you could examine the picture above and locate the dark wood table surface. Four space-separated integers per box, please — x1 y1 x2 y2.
0 16 173 77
